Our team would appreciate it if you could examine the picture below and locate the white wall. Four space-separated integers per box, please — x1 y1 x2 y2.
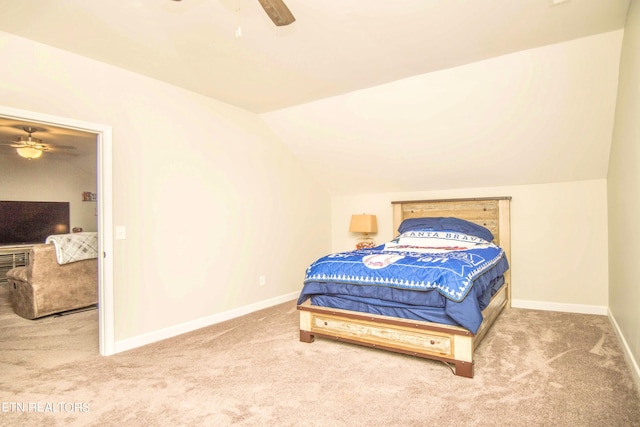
0 154 97 233
0 31 331 344
608 0 640 382
332 179 609 312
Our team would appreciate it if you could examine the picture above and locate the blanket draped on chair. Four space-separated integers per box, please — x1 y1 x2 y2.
45 232 99 265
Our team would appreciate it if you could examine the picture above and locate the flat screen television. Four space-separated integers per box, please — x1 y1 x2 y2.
0 201 70 245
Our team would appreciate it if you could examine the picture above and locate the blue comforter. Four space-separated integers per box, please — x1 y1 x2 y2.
297 231 509 333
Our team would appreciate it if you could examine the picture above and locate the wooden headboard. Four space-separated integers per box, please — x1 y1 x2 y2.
391 197 512 305
391 197 510 244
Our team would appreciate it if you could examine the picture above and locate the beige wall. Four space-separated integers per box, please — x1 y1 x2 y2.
0 31 331 343
0 155 98 232
332 179 609 311
608 0 640 379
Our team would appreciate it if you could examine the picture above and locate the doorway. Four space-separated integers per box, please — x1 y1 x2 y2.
0 105 114 355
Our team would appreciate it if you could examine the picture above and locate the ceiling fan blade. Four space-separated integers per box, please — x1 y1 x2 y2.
257 0 295 26
50 144 77 151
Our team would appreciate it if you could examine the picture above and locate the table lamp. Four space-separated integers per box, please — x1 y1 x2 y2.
349 214 378 250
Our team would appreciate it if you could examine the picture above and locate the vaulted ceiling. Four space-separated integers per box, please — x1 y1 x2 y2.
0 0 629 113
0 0 631 194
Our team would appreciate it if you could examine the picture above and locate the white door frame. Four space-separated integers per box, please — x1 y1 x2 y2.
0 105 115 355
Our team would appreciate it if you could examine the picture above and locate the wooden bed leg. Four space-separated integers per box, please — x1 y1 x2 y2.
299 330 315 343
454 361 474 378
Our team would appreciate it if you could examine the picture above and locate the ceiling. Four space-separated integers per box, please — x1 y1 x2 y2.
0 0 631 193
0 0 630 114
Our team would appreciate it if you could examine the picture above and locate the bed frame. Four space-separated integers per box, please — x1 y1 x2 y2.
297 196 511 378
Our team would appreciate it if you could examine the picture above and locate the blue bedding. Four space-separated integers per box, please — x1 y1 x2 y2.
297 230 509 333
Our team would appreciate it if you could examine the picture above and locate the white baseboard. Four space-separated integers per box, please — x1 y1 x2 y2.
607 309 640 391
113 291 299 354
511 299 608 315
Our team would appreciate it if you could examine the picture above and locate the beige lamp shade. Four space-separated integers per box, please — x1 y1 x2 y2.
349 214 378 235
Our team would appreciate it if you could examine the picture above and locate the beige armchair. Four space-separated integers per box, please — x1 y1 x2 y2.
6 244 98 319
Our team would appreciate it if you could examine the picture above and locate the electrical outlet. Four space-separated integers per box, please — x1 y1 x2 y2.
259 275 266 287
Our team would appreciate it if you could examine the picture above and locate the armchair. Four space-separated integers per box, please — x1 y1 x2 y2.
6 243 97 319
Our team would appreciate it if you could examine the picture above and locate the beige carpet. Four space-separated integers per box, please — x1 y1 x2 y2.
1 283 639 427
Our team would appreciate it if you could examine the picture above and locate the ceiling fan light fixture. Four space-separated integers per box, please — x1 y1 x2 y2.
17 146 43 159
17 135 43 146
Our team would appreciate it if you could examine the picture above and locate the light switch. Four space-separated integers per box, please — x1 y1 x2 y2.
115 226 127 240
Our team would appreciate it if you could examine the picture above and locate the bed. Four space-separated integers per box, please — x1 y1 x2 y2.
297 197 511 378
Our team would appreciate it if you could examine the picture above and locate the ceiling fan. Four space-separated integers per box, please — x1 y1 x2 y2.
2 127 49 160
171 0 295 26
0 126 77 160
